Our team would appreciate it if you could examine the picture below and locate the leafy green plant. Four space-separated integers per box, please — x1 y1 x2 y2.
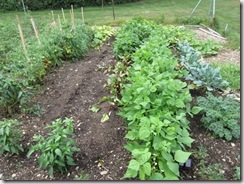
234 166 240 180
197 92 240 141
113 25 199 180
0 119 24 155
197 161 226 180
91 25 115 49
27 118 79 176
178 40 228 91
74 170 91 180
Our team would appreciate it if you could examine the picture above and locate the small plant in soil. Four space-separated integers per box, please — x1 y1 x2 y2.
0 119 24 155
27 118 79 177
196 92 240 141
197 161 226 180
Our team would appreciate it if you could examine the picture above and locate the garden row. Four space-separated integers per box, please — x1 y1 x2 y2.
106 18 240 180
0 18 114 117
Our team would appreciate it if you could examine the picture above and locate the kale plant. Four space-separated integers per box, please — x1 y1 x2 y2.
197 92 240 141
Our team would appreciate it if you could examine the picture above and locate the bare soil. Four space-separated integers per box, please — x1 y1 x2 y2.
0 35 240 180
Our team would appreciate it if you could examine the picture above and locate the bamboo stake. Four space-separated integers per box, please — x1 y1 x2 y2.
51 10 55 22
58 15 62 32
61 8 66 21
71 5 75 30
50 10 56 27
30 18 41 45
16 15 27 55
81 7 85 23
198 27 226 40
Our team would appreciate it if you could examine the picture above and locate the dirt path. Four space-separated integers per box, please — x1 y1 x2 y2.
0 40 130 180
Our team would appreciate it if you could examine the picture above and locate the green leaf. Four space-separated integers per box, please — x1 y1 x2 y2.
175 99 185 108
192 106 203 115
143 162 151 176
90 105 101 113
124 168 138 178
138 152 151 165
149 172 165 180
125 131 137 140
139 126 150 140
27 147 36 158
139 167 146 180
128 159 140 171
55 148 62 158
174 150 191 163
167 162 179 176
101 114 109 122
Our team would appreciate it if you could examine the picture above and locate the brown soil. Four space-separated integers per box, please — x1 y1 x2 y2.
0 37 240 180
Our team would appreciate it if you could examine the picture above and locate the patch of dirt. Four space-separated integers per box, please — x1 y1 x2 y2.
0 39 130 180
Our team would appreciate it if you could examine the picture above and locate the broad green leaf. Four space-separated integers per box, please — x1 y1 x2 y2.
175 99 185 108
174 150 191 163
90 105 101 113
149 172 164 180
128 159 140 171
143 162 151 176
153 135 163 150
167 162 179 176
161 152 173 162
101 114 109 122
138 152 151 165
192 106 203 115
139 126 150 140
55 148 62 157
124 168 138 178
139 167 146 180
125 131 137 140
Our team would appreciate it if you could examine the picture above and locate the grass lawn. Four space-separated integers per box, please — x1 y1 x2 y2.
0 0 240 49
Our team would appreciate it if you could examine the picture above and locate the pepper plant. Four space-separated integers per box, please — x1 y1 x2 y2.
0 119 24 155
27 118 79 176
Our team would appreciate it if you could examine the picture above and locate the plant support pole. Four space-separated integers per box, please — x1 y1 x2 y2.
16 15 27 55
30 18 41 45
112 0 115 20
61 8 66 21
189 0 202 17
21 0 27 15
81 7 85 23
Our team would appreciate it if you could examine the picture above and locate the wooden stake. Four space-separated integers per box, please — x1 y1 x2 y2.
16 15 27 55
51 10 55 22
81 7 85 23
58 15 62 32
30 18 41 45
71 5 75 29
61 8 66 21
112 0 115 20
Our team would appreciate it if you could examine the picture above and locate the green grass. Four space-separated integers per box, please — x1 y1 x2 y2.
212 62 240 90
0 0 240 49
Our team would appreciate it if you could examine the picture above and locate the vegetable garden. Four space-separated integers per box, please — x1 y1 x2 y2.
0 13 240 180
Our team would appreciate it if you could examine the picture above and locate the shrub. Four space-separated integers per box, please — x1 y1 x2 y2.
0 119 24 155
27 118 79 176
196 92 240 141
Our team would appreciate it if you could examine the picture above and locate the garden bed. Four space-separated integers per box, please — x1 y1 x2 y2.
0 20 240 180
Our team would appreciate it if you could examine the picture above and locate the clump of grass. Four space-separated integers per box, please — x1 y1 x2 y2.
212 62 240 90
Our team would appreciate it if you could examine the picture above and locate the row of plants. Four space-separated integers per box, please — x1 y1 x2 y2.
0 118 79 177
0 18 113 117
108 18 240 180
